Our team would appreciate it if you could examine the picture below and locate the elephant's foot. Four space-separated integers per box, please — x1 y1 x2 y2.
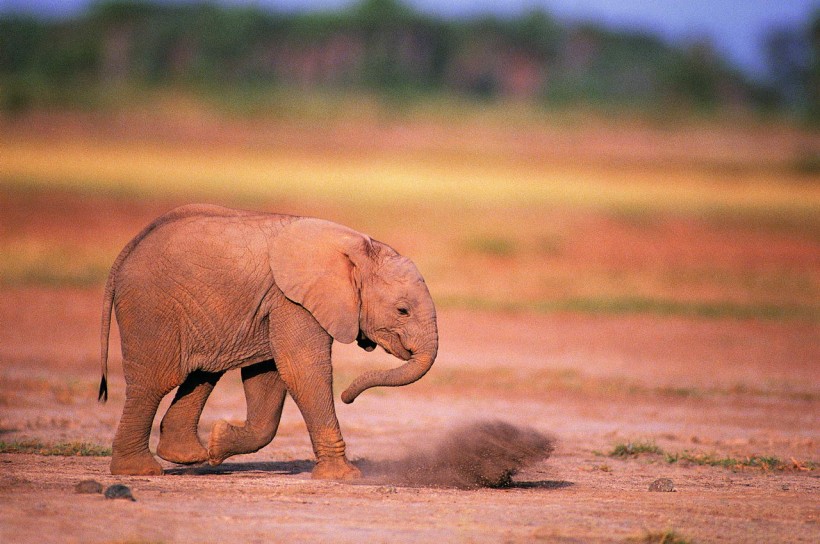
208 418 278 466
110 452 164 476
207 419 239 466
312 456 361 480
156 434 208 465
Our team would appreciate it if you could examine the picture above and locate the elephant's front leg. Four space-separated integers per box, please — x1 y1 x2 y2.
207 360 287 465
268 305 361 480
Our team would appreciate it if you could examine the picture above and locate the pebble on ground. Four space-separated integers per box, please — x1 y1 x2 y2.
104 484 136 501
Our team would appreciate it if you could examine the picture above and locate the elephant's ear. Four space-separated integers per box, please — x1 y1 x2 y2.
270 218 370 344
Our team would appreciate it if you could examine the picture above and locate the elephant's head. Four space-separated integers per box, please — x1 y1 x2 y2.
270 218 438 404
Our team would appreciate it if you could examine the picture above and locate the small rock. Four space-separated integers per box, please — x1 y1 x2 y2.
376 486 397 494
75 480 103 494
104 484 136 501
648 478 675 492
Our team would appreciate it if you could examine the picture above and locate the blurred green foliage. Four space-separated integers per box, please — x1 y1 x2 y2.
0 0 817 119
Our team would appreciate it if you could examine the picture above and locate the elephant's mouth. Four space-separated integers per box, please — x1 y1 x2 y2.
356 330 377 352
365 329 412 361
383 334 412 361
392 344 412 361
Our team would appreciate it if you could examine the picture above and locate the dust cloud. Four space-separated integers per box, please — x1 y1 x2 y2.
361 420 555 489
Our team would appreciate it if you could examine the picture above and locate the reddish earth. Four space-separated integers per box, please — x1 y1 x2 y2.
1 285 818 543
0 188 818 543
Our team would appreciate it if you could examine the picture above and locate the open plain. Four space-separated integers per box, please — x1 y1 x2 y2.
0 108 818 542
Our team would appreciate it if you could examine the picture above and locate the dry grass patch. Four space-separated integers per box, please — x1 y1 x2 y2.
0 440 111 457
625 529 693 544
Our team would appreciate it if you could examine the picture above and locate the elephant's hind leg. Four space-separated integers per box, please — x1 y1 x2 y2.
157 370 223 464
208 360 287 465
110 382 168 476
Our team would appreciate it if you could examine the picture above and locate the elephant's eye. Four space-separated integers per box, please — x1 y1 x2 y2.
397 307 410 316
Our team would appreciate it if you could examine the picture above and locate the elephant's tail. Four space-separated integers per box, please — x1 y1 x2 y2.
99 270 114 403
99 222 141 403
99 238 133 403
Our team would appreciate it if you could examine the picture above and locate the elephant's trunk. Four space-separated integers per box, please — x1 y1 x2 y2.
340 339 437 404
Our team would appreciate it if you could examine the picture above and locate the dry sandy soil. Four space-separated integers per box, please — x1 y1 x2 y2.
0 177 818 542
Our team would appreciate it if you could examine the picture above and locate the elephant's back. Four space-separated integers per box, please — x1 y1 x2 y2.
151 203 279 225
140 203 293 235
112 206 287 367
113 205 295 297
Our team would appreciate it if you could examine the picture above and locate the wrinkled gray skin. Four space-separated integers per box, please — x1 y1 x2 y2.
99 204 438 478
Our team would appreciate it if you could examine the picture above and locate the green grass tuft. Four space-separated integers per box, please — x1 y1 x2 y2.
664 452 794 471
606 440 816 472
0 439 112 457
609 440 664 458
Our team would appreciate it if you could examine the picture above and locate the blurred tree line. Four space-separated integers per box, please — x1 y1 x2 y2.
0 0 817 121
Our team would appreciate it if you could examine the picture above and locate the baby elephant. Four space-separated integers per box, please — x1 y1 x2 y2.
99 204 438 479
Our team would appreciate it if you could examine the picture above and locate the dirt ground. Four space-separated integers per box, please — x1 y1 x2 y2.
0 169 818 541
1 283 818 544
